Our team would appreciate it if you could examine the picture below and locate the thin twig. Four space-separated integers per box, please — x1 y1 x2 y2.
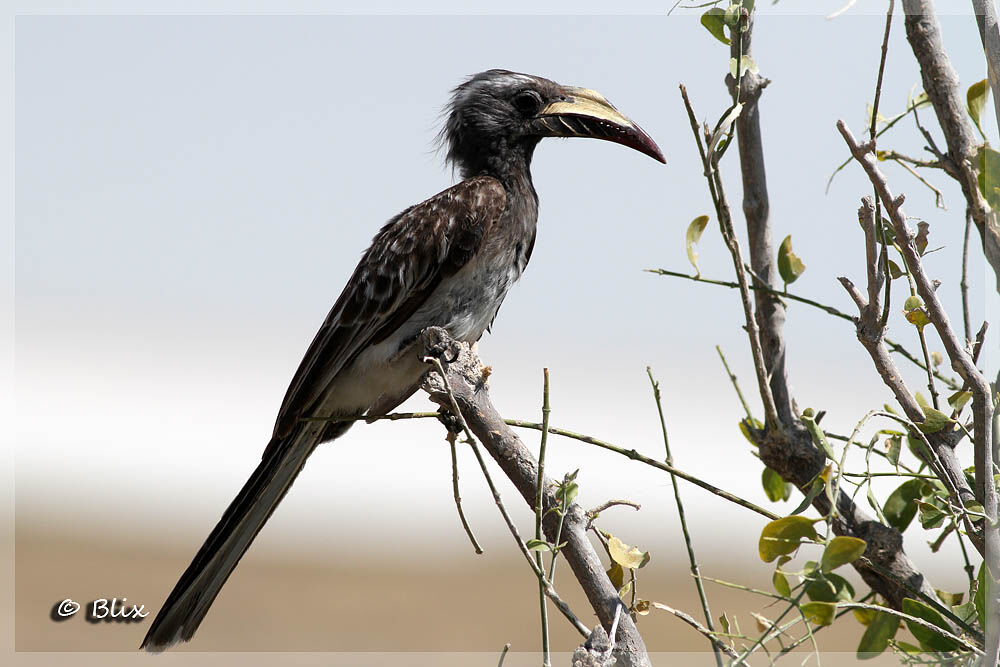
890 156 947 208
649 601 739 659
534 368 552 667
839 602 984 655
497 643 511 667
448 432 483 554
307 408 782 521
961 209 973 345
586 500 641 524
715 345 753 420
679 83 781 431
423 356 590 639
507 418 780 521
647 267 962 390
827 94 931 193
647 367 721 667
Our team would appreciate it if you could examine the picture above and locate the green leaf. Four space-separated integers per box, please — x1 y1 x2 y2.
857 609 900 659
718 613 730 635
947 390 973 411
777 235 806 285
557 481 579 506
867 484 887 524
526 539 551 551
886 260 904 280
968 78 989 132
790 477 825 515
758 515 819 562
724 3 740 26
728 55 758 79
739 416 763 446
685 215 710 277
917 501 947 529
917 406 954 434
852 605 876 626
762 466 792 502
906 434 932 461
886 435 902 468
806 572 855 603
883 479 923 532
905 307 931 329
935 590 963 606
608 535 649 570
877 215 897 245
772 569 791 597
903 295 923 312
976 145 1000 210
821 536 867 573
607 562 625 589
975 563 987 630
914 221 930 255
700 8 730 45
800 601 836 626
901 598 959 652
800 409 835 460
952 601 977 624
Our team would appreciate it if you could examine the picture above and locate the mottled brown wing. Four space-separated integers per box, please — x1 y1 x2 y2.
271 175 506 439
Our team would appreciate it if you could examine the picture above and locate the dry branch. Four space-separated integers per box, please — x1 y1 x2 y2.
902 0 1000 291
837 119 999 663
418 327 649 667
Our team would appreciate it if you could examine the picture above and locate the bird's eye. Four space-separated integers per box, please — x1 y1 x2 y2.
512 90 543 116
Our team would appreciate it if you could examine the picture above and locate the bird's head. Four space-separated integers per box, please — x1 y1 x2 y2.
441 69 665 178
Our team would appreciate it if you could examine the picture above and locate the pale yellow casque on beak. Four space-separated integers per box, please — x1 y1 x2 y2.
534 86 665 163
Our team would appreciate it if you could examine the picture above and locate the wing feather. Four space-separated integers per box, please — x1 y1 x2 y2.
271 175 506 439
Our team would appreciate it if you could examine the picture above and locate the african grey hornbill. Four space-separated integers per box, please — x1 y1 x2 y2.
141 69 664 652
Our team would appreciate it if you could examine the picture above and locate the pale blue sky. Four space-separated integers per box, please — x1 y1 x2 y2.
9 3 998 596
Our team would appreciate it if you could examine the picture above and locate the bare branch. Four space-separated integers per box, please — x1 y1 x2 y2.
447 432 483 554
971 0 1000 134
837 120 999 661
648 602 739 659
680 84 781 431
726 9 793 427
902 0 1000 291
419 328 648 667
422 353 591 642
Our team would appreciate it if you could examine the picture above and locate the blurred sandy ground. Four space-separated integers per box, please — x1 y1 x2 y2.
6 523 913 665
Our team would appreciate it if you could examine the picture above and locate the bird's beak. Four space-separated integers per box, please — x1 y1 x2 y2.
532 86 665 164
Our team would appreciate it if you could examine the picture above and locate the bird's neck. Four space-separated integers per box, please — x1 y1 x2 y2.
458 137 538 190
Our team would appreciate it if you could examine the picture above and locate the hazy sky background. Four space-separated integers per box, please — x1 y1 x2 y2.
10 1 1000 601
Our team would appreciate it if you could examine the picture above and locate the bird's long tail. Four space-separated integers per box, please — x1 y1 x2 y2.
140 421 347 652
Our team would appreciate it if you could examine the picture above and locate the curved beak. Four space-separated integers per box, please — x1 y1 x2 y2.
532 86 665 164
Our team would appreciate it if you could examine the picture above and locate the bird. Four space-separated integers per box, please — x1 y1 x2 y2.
140 69 664 652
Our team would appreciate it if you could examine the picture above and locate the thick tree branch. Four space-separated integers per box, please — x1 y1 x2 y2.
727 9 793 427
902 0 1000 291
972 0 1000 135
701 5 947 619
418 327 650 667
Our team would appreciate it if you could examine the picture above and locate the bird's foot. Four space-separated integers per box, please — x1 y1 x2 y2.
421 326 463 363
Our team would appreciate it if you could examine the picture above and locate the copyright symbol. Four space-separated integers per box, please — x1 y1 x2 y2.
51 599 80 621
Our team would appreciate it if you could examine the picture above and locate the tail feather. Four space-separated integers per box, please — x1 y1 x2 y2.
140 422 345 652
